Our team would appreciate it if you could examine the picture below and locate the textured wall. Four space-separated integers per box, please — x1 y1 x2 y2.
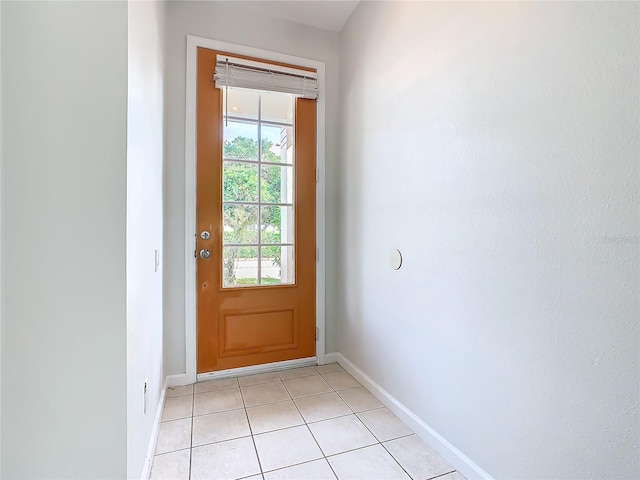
338 2 639 478
163 1 340 376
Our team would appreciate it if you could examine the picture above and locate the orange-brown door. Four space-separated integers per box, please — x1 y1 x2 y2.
196 47 317 374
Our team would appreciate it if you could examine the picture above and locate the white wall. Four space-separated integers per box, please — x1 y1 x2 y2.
338 2 639 479
127 0 166 478
1 1 128 477
0 1 3 473
163 1 340 376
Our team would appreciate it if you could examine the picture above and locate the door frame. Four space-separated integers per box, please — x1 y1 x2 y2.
184 35 326 384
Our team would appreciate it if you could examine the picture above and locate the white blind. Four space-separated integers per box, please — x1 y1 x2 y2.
214 55 318 100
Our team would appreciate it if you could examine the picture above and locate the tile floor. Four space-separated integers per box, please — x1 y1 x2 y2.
151 363 467 480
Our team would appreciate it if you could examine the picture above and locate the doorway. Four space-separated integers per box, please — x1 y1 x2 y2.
194 45 320 374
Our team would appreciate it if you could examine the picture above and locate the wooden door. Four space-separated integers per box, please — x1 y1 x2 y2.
196 47 317 374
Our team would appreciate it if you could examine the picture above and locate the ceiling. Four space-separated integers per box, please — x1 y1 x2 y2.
220 1 360 32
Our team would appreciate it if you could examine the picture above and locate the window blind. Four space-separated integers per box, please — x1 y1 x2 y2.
214 55 318 100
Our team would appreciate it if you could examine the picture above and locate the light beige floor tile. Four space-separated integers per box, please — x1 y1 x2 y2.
191 437 261 480
254 425 323 472
264 459 337 480
315 363 344 374
328 444 410 480
246 400 304 434
239 371 281 386
357 408 413 442
384 435 454 480
150 449 190 480
162 395 193 421
322 371 360 391
192 409 251 446
155 418 192 454
294 392 352 423
166 384 193 398
242 381 291 407
277 366 319 380
283 375 333 398
194 377 239 393
308 414 377 456
337 387 383 413
193 388 243 416
440 472 467 480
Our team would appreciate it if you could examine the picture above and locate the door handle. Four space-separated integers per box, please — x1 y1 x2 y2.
200 249 211 259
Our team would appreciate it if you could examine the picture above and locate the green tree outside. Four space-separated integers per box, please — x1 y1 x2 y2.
223 136 289 285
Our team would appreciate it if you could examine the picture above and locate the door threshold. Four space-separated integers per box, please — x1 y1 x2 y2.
197 356 317 382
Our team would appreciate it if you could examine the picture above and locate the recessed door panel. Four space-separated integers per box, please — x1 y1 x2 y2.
220 309 297 356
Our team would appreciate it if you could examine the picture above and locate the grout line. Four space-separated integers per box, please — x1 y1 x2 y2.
251 421 307 437
238 379 265 477
159 415 194 425
191 434 254 450
304 411 355 426
165 387 195 398
277 366 320 381
287 391 335 400
189 387 195 480
240 379 286 389
244 398 292 409
281 375 334 400
239 381 284 388
183 367 424 480
334 385 364 393
193 385 240 395
242 379 293 409
152 446 192 457
260 456 327 476
323 441 383 459
245 398 293 412
426 470 458 480
236 474 264 480
353 406 417 452
379 437 417 480
192 385 239 394
285 377 341 480
191 406 245 418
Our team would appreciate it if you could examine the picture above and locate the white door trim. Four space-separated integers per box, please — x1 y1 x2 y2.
184 35 327 384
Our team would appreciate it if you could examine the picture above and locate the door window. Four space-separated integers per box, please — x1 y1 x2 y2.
221 87 296 288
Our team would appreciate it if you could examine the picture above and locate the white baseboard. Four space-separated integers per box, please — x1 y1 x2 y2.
197 356 317 381
334 353 494 480
140 377 167 480
322 352 339 364
166 373 190 388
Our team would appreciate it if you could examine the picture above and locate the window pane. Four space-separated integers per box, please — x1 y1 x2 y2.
224 87 259 121
223 161 258 202
223 246 258 288
261 206 294 244
223 205 258 244
261 91 294 124
261 246 294 285
221 89 297 290
224 121 258 161
261 125 293 164
261 165 294 204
